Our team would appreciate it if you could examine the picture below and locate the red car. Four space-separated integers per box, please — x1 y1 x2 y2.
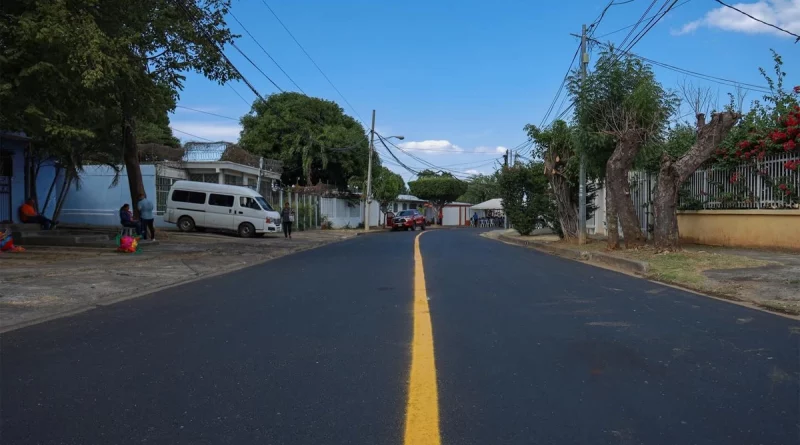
391 209 426 231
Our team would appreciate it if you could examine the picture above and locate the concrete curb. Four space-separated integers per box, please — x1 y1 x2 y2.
497 234 649 275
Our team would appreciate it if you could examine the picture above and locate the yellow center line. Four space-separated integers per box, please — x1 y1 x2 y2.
404 231 441 445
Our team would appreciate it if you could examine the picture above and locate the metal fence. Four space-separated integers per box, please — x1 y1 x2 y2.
682 151 799 209
627 152 800 235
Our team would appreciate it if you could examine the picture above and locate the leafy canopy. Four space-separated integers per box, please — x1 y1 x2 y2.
239 92 369 188
498 162 554 236
458 172 500 204
408 171 467 209
372 166 406 211
569 48 678 178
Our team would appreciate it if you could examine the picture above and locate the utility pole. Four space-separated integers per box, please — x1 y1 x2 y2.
578 24 589 245
504 149 509 229
364 109 376 231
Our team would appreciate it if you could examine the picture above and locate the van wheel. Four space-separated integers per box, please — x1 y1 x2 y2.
238 222 256 238
177 216 195 232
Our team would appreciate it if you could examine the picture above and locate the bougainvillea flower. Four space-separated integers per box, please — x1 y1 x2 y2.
784 140 796 151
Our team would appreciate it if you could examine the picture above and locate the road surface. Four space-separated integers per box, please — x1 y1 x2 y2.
2 229 798 444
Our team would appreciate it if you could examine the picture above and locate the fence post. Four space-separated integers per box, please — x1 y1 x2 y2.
756 160 762 209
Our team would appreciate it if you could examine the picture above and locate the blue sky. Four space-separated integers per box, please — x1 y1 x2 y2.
170 0 800 184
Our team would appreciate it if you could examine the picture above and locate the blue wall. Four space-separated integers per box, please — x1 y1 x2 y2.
1 138 60 223
58 164 163 227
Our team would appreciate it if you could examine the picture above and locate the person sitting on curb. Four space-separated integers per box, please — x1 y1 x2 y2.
19 198 56 230
119 203 142 236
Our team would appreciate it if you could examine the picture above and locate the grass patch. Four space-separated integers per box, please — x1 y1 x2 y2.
552 239 772 290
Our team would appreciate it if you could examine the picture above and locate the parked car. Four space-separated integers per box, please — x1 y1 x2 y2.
164 181 282 238
392 209 426 231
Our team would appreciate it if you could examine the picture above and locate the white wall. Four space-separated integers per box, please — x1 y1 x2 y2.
319 197 381 228
442 206 469 226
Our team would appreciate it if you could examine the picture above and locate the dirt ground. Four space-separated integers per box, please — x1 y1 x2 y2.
492 229 800 316
0 229 358 331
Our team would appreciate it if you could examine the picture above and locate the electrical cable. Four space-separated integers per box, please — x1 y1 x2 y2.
229 12 306 93
172 0 265 101
260 0 368 125
176 105 239 120
595 0 693 38
713 0 800 42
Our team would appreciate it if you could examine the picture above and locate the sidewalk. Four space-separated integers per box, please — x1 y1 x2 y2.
488 229 800 316
0 230 357 332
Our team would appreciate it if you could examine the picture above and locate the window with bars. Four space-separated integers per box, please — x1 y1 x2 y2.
156 176 180 215
189 173 218 184
224 174 243 186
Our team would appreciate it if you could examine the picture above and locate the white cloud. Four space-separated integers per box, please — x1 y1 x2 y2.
673 0 800 37
464 169 482 176
170 122 242 142
397 139 464 155
474 145 508 154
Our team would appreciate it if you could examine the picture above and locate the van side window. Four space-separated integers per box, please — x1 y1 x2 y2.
172 190 206 204
240 197 261 210
208 193 234 207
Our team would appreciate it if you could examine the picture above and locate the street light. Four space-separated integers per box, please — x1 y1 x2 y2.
365 111 404 232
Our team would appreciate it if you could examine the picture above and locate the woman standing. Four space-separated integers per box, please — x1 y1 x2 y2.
281 201 294 239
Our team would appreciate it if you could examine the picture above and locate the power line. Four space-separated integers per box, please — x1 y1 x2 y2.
260 0 367 125
229 41 284 93
171 127 213 141
171 0 265 101
713 0 800 42
228 84 253 106
377 136 420 176
378 134 481 178
586 36 771 93
229 13 306 93
539 43 580 128
176 105 239 120
618 0 659 51
621 0 680 55
595 0 693 38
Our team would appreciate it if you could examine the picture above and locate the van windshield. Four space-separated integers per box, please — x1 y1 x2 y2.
255 196 273 211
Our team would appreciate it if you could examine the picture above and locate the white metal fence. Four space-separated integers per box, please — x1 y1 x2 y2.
626 152 800 236
682 151 799 210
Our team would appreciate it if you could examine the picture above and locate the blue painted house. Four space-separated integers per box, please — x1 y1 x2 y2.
0 132 62 224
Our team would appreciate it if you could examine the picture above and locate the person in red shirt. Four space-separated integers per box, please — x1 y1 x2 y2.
19 198 55 229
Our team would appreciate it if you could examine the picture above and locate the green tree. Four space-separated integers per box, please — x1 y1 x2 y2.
408 171 467 224
240 92 370 188
458 172 500 204
570 47 677 249
0 0 238 214
372 166 405 224
498 162 553 236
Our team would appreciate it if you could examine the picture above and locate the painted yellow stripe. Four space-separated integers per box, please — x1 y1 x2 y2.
404 231 441 445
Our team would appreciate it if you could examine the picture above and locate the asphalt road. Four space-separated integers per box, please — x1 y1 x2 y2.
2 229 798 444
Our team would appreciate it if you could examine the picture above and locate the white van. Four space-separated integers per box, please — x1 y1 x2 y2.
164 180 282 237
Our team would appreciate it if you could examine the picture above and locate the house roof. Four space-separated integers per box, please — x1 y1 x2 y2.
396 194 425 202
470 198 504 210
0 131 31 142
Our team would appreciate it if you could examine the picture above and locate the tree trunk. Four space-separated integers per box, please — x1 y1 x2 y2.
606 132 646 249
652 112 740 251
605 182 620 249
122 104 145 218
52 170 73 223
42 164 61 219
549 174 579 240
